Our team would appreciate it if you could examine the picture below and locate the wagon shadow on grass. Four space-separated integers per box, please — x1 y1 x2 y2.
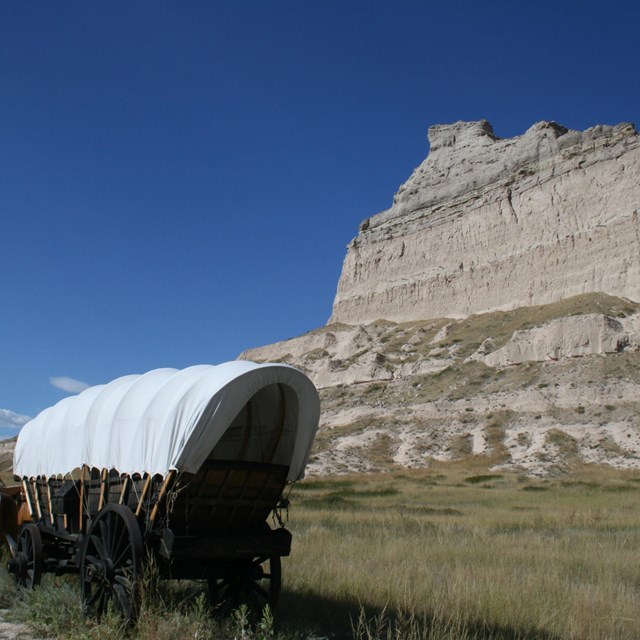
277 589 563 640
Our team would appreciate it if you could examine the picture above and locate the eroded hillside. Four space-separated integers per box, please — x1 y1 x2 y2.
242 294 640 476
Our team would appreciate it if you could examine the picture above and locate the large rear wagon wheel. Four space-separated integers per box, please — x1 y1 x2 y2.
10 524 43 589
209 554 281 616
80 504 143 621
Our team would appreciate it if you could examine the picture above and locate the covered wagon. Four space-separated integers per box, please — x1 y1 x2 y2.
3 362 320 618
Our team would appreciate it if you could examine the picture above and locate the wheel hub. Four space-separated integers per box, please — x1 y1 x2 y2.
85 559 114 588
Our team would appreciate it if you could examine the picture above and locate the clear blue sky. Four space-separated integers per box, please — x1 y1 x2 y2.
1 1 639 436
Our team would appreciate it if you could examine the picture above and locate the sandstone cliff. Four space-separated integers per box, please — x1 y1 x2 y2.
240 119 640 477
330 120 640 324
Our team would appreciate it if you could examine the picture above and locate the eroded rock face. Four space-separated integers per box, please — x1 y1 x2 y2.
330 120 640 324
0 436 16 472
240 294 640 477
469 313 640 367
240 118 640 477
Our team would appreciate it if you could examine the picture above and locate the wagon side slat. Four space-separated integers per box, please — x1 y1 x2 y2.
135 474 152 517
167 461 288 536
30 480 42 521
21 480 35 521
149 470 176 523
118 477 129 505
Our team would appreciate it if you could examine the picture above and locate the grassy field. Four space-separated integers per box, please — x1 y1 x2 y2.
278 462 640 640
2 463 640 639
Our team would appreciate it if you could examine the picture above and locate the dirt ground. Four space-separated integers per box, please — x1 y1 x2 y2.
0 611 38 640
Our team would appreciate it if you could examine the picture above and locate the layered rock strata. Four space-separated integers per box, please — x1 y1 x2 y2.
330 120 640 324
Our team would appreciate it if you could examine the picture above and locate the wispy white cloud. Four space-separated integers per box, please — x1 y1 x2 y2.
0 408 31 430
49 376 90 394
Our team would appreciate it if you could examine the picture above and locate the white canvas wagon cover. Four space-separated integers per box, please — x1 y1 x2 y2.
14 362 320 482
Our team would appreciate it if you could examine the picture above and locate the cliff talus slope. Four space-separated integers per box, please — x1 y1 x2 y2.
330 121 640 324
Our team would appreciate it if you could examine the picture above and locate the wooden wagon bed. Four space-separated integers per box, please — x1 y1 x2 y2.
22 459 290 535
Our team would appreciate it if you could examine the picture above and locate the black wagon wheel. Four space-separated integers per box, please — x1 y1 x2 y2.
209 554 282 616
11 524 43 589
80 503 143 621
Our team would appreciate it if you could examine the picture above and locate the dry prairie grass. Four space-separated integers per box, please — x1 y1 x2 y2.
278 464 640 639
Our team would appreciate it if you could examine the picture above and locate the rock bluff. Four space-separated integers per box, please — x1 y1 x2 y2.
330 120 640 324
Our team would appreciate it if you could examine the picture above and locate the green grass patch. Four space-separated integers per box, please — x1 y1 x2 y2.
464 474 504 484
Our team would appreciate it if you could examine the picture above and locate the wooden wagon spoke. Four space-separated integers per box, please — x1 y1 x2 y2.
98 519 111 553
113 583 133 617
88 534 106 559
111 519 128 558
112 545 134 569
251 583 270 602
97 591 107 616
113 574 133 589
107 513 121 555
85 588 102 608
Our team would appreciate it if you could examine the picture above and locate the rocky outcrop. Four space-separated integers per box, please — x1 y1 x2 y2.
0 436 16 474
244 297 640 392
242 294 640 477
330 120 640 324
240 320 454 389
470 313 640 367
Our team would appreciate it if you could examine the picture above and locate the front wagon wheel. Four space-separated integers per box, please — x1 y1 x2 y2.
11 524 43 589
80 504 143 621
